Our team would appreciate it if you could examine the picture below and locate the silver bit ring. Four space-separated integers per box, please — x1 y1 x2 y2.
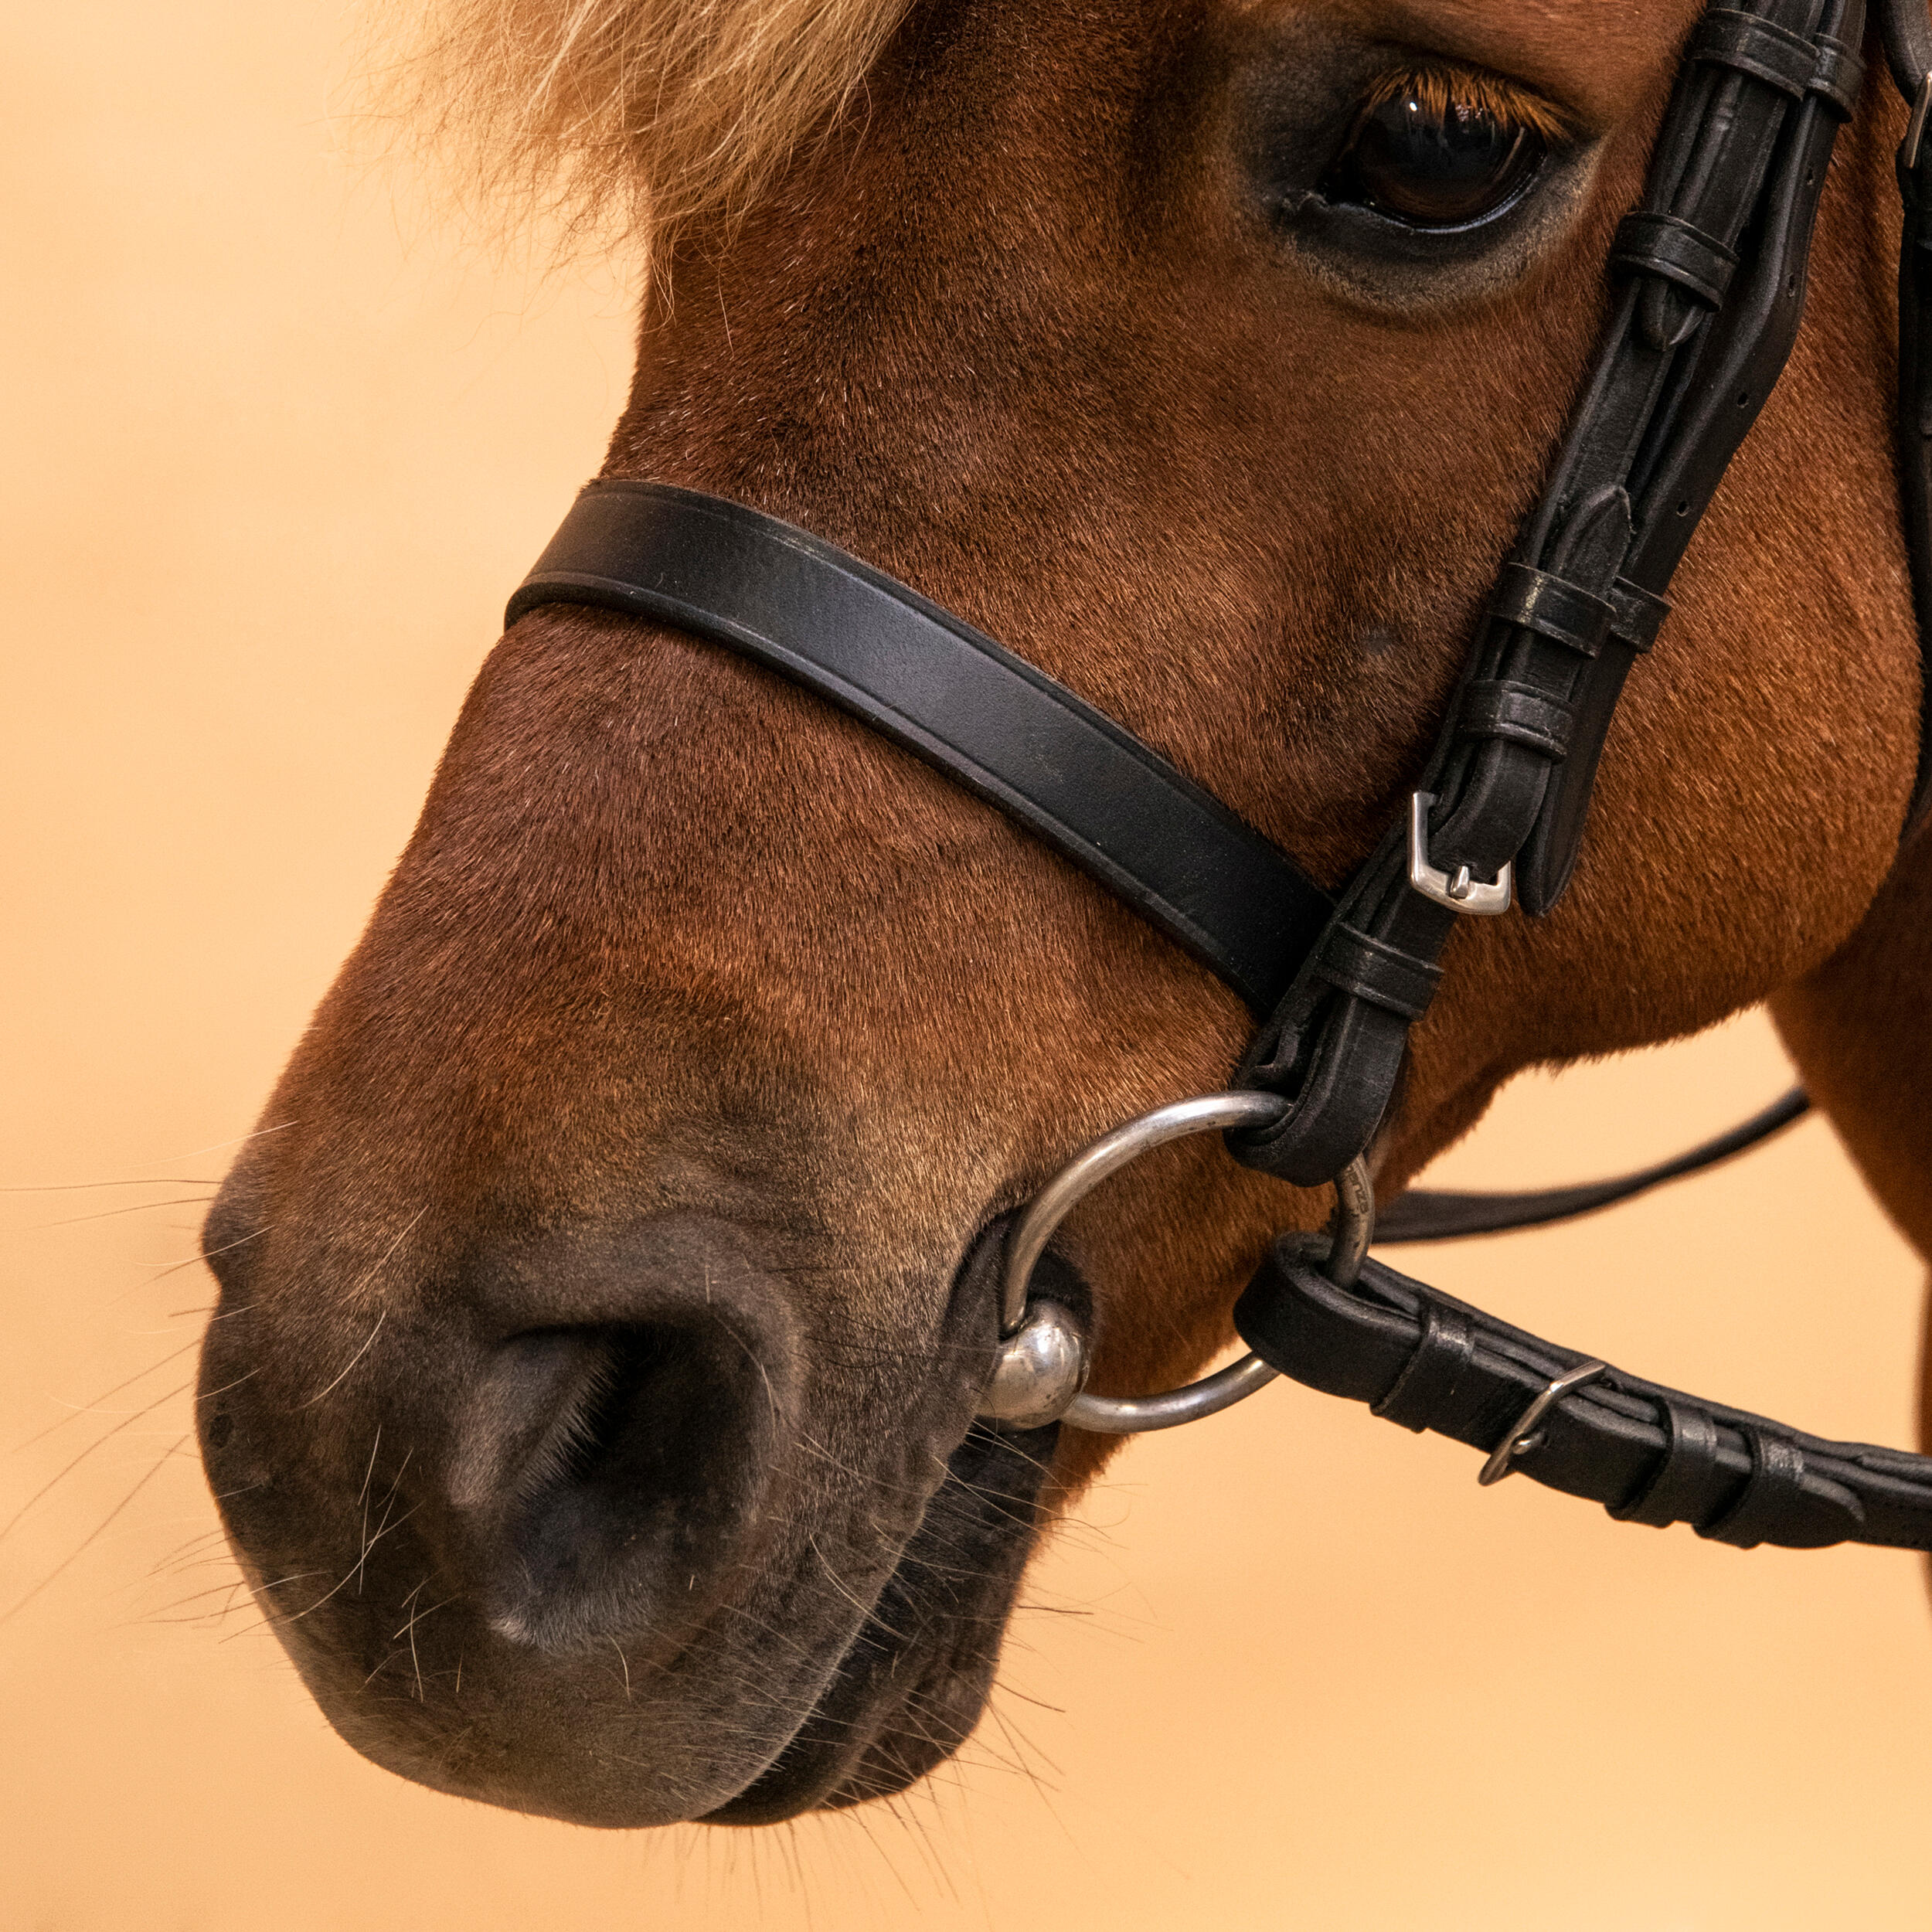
978 1092 1375 1434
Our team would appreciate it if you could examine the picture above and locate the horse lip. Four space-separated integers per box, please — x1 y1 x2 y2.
203 1200 1051 1826
686 1223 1064 1819
700 1410 1055 1824
955 1209 1097 1337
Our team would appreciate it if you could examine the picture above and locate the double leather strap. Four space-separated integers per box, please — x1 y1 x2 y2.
508 0 1932 1552
1236 1236 1932 1553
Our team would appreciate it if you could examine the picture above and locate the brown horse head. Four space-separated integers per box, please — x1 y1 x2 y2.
198 0 1922 1827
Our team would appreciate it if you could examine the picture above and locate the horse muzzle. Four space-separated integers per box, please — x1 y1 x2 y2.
195 1194 1048 1825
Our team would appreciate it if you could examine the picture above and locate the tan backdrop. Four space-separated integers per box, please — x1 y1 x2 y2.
9 4 1932 1927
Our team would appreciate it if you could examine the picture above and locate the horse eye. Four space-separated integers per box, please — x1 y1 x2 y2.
1323 83 1546 230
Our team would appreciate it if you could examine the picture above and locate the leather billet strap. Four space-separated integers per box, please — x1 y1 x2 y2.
510 482 1334 1018
1230 0 1869 1185
1236 1234 1932 1551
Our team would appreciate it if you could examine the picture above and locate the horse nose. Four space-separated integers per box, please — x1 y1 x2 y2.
447 1218 800 1654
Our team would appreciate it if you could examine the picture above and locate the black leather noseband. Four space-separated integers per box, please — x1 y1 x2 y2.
509 0 1932 1554
510 484 1332 1018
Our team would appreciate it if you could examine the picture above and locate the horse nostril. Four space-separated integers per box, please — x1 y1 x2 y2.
512 1324 728 1529
546 1326 684 1488
454 1318 778 1654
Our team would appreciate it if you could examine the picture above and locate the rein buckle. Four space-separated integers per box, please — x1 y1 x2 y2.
1477 1360 1608 1486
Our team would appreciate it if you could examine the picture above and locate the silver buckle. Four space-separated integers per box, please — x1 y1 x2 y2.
1406 791 1512 916
1477 1360 1607 1486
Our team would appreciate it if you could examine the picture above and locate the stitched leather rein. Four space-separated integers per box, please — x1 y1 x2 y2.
509 0 1932 1555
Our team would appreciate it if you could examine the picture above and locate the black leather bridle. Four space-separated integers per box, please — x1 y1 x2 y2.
509 0 1932 1555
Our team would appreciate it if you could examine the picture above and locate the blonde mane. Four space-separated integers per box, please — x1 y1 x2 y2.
369 0 913 262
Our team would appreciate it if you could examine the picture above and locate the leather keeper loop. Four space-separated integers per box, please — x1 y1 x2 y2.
1460 679 1577 760
1608 577 1671 651
1611 212 1740 308
1371 1301 1475 1433
1488 561 1616 656
1608 1400 1723 1527
1685 1427 1864 1549
1239 1250 1917 1551
1313 922 1444 1022
1690 8 1818 96
1807 35 1864 117
1699 1429 1813 1548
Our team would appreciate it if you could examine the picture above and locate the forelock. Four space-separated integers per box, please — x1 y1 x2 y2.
369 0 914 263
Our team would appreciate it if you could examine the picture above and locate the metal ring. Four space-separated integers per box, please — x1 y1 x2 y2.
1063 1348 1279 1434
999 1091 1288 1333
978 1090 1376 1435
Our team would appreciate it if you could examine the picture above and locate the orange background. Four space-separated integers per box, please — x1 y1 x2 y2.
8 5 1932 1927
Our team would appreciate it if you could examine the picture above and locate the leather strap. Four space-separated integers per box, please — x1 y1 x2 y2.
1879 0 1932 100
1230 0 1862 1185
1610 210 1742 306
1692 7 1832 96
1459 679 1578 760
1235 1235 1932 1551
509 481 1334 1018
1375 1085 1811 1243
1487 563 1617 655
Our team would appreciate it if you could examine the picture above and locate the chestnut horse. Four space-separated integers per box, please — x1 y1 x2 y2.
198 0 1931 1826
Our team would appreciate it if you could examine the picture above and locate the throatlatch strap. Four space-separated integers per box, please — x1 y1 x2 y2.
509 482 1333 1018
1235 1236 1932 1552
